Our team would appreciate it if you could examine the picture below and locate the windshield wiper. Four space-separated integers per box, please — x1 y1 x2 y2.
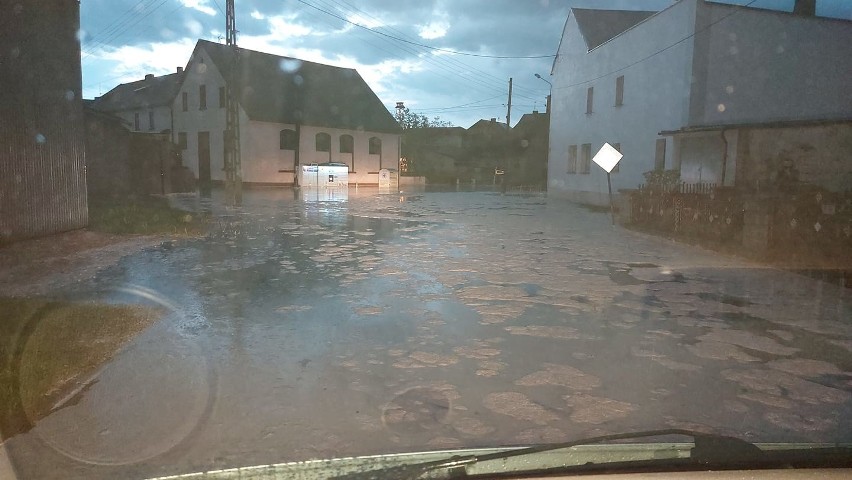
328 428 850 480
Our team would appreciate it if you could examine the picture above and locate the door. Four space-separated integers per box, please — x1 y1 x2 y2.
198 131 211 194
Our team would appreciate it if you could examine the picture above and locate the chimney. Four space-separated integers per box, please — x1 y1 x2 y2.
145 73 154 81
177 66 184 74
793 0 816 16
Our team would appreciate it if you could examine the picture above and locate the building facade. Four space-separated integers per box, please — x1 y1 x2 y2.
90 69 185 134
548 0 852 204
173 40 401 187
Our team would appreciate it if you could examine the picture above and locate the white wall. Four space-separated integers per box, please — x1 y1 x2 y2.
691 3 852 126
675 130 738 186
548 0 698 203
173 46 400 186
298 125 399 185
244 121 296 184
172 46 248 184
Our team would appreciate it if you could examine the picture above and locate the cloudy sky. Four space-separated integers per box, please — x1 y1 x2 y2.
80 0 851 128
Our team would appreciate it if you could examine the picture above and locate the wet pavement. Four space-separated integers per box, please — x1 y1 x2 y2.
4 187 852 479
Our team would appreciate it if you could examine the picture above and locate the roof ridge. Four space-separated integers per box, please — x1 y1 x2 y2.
197 38 354 72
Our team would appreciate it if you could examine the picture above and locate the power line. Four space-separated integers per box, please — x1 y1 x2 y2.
554 0 760 91
296 0 555 59
307 0 543 103
296 1 512 101
211 0 226 16
413 95 505 113
82 0 158 55
329 0 544 100
306 0 523 101
82 0 173 60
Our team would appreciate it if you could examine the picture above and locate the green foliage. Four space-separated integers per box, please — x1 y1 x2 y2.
643 169 681 190
395 106 454 130
88 196 206 235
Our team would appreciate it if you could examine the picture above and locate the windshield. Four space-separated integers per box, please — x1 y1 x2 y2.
1 1 851 479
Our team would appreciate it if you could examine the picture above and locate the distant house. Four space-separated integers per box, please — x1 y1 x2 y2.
90 68 186 133
461 118 511 183
401 127 465 182
84 107 194 198
0 0 87 240
402 113 549 187
173 39 402 187
548 0 852 204
509 111 549 188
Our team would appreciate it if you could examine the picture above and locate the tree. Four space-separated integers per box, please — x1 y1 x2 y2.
395 107 454 130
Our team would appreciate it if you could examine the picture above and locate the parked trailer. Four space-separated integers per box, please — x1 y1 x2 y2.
299 163 349 188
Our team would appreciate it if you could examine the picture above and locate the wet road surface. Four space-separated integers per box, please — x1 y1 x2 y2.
5 188 852 479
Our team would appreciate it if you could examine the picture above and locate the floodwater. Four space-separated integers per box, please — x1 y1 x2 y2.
4 187 852 479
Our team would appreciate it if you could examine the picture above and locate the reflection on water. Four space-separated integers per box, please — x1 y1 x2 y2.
10 187 851 479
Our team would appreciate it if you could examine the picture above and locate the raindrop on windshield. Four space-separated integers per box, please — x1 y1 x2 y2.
280 59 302 73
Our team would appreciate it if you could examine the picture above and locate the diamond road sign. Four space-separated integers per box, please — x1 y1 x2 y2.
593 143 623 174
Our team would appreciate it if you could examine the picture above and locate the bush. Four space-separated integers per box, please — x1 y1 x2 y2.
643 169 681 192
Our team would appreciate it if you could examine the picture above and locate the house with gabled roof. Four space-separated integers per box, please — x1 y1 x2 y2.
509 111 549 188
173 39 402 187
90 68 185 133
547 0 852 204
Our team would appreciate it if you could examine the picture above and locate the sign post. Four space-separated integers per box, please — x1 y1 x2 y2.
592 143 623 225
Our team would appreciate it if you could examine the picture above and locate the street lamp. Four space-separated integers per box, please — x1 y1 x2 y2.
534 73 552 89
534 73 552 114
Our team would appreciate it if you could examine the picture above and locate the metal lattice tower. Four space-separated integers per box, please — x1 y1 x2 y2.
224 0 242 204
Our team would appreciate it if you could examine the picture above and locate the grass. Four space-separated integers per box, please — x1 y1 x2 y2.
88 195 206 235
0 298 163 439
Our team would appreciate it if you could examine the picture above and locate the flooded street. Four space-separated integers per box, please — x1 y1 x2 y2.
5 188 852 479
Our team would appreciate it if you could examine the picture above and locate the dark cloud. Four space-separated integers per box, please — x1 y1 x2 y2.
80 0 852 126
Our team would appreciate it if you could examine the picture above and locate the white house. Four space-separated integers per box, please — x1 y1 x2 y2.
90 69 185 133
547 0 852 204
173 40 402 187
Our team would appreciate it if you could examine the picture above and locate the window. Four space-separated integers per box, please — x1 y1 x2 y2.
611 142 621 173
148 110 155 131
181 92 188 112
655 138 667 170
279 129 297 150
615 75 624 107
177 132 187 149
219 86 226 108
315 132 331 152
339 134 354 154
134 112 140 131
586 86 594 114
199 85 207 110
580 143 591 174
566 145 577 173
368 136 381 155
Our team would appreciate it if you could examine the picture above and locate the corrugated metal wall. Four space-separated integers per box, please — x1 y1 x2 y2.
0 0 88 241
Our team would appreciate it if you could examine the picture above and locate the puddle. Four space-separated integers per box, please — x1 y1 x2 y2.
693 292 754 307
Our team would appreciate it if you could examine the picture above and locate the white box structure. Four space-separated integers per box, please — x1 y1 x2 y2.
299 163 349 188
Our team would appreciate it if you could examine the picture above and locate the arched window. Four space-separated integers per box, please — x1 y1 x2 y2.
339 134 354 154
315 132 331 152
279 129 297 150
368 136 381 155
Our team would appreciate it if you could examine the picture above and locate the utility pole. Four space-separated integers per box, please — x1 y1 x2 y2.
506 77 513 127
224 0 242 205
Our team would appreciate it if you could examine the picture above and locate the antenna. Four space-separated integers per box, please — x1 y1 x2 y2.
224 0 242 204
